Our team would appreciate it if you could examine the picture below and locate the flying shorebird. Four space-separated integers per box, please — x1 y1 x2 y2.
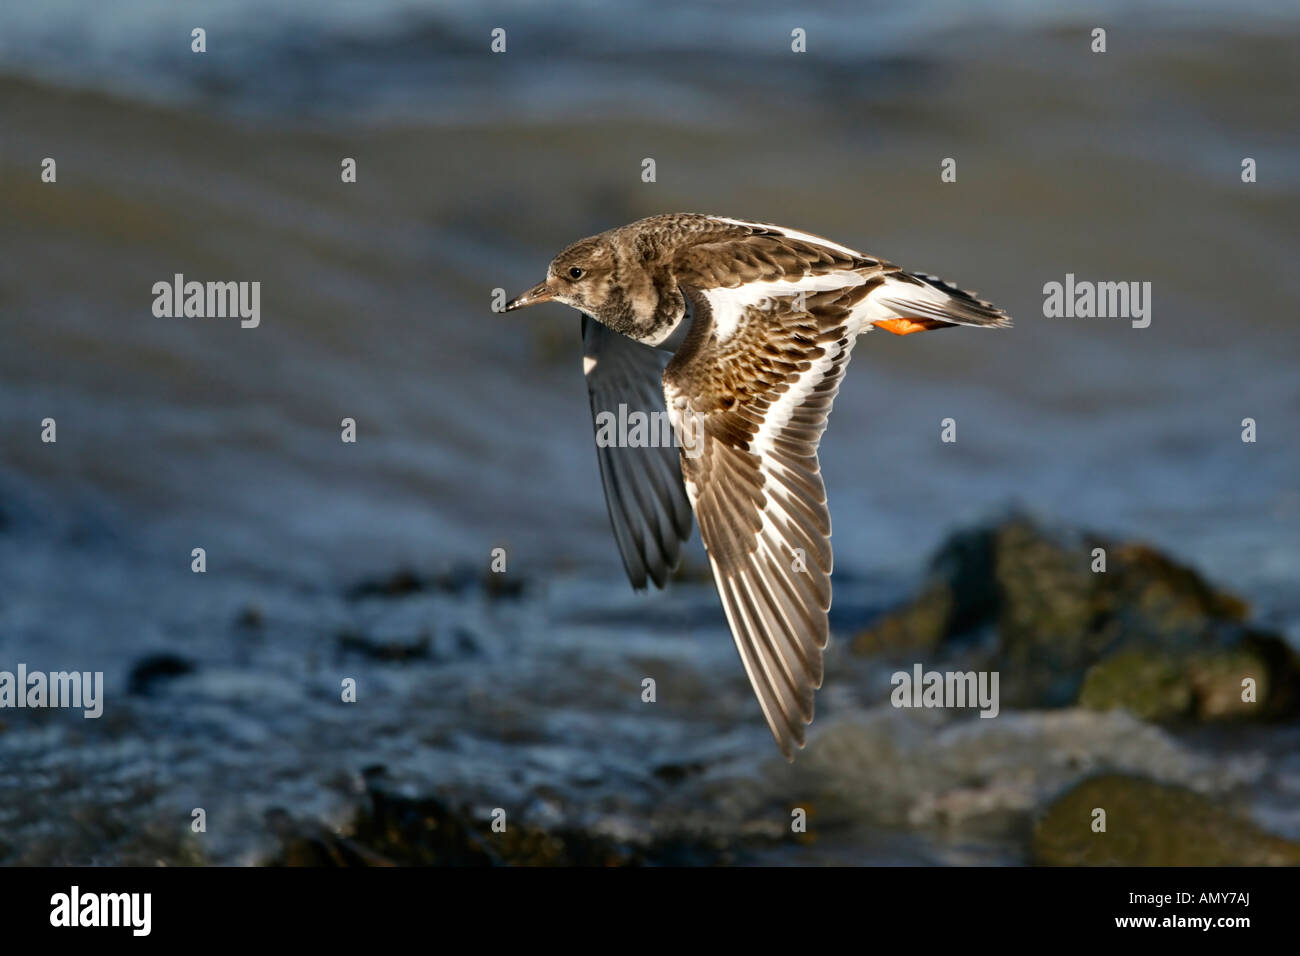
506 213 1011 759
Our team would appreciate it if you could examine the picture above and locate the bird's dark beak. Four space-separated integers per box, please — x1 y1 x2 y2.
505 280 555 312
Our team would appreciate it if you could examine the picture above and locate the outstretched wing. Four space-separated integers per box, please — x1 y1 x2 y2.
582 316 693 590
659 218 1010 758
664 283 864 759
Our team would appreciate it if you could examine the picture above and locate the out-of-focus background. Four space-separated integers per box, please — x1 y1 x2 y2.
0 0 1297 865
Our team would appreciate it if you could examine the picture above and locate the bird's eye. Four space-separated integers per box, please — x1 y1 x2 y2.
568 267 584 280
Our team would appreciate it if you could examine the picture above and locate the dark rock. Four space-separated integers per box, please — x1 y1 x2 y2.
481 571 524 600
346 564 526 602
233 604 264 631
336 629 431 663
851 515 1300 719
345 569 425 600
264 808 396 867
430 565 478 596
1080 631 1300 722
264 777 736 867
652 761 708 785
1032 774 1300 866
1077 650 1192 721
126 654 196 696
851 580 953 655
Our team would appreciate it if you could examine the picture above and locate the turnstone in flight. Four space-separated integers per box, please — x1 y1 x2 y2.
506 213 1011 759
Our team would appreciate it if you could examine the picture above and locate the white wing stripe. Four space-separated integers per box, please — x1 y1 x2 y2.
703 273 866 342
750 336 855 458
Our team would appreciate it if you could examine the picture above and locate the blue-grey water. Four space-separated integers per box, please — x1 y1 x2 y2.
0 0 1297 864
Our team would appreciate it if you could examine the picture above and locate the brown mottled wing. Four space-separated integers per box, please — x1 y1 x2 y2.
671 224 880 289
664 284 862 759
668 217 1010 331
582 316 693 590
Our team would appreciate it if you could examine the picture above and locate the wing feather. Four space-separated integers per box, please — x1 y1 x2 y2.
583 316 692 589
664 284 857 758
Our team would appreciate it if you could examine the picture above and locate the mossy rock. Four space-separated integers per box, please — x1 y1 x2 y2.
1071 650 1190 717
1033 774 1300 866
1080 633 1300 722
851 580 954 655
265 776 735 867
851 515 1298 718
1078 650 1193 721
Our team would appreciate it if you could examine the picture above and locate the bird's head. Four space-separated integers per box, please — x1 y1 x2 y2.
505 236 619 318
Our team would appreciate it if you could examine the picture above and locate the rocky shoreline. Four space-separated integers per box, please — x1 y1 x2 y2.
253 516 1300 866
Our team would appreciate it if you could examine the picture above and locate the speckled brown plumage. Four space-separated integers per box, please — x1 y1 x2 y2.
505 213 1012 759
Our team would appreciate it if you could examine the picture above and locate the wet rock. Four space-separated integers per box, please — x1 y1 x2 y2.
233 604 264 632
851 522 1006 657
481 571 525 601
1077 650 1192 721
265 776 736 866
336 629 431 663
851 580 954 655
264 809 397 866
346 564 526 602
345 568 425 600
851 515 1300 718
1080 632 1300 722
652 760 708 785
1032 774 1300 866
334 624 484 664
126 654 196 696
